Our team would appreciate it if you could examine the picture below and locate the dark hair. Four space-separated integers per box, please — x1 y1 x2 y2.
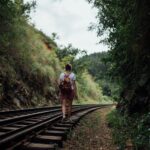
65 64 72 71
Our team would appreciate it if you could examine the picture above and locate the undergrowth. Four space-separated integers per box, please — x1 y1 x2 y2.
107 110 150 150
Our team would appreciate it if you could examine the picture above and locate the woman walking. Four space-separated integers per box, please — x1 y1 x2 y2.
59 64 77 121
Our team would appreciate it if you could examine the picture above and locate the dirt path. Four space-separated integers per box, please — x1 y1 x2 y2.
63 107 117 150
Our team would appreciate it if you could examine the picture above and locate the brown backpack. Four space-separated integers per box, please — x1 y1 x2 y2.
59 74 72 94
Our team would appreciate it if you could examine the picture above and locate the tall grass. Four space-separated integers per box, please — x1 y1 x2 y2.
76 70 103 104
0 22 62 108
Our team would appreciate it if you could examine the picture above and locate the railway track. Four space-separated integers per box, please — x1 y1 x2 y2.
0 104 109 150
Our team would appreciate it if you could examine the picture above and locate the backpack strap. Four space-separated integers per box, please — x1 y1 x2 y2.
64 73 71 79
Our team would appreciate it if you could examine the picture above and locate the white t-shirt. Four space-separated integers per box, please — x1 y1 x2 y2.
59 72 76 89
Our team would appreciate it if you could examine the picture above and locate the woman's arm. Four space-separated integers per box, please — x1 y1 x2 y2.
73 81 78 99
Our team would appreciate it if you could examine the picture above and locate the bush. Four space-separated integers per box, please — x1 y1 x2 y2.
76 70 103 104
107 110 150 150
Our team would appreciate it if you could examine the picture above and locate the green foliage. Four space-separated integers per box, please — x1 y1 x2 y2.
107 110 150 150
88 0 150 148
98 79 121 101
87 0 137 81
0 0 35 50
77 70 103 103
56 44 86 68
76 52 108 80
0 0 62 109
75 52 121 100
107 110 128 149
87 0 150 113
131 113 150 150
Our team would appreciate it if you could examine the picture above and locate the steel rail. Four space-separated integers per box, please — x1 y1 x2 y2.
0 108 61 126
0 105 99 126
0 105 98 149
0 106 60 114
0 104 104 115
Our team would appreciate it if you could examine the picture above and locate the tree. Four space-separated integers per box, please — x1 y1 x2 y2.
0 0 35 55
87 0 150 114
56 44 86 69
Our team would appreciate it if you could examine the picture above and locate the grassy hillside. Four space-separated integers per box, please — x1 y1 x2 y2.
0 0 104 109
75 52 120 102
0 23 62 109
